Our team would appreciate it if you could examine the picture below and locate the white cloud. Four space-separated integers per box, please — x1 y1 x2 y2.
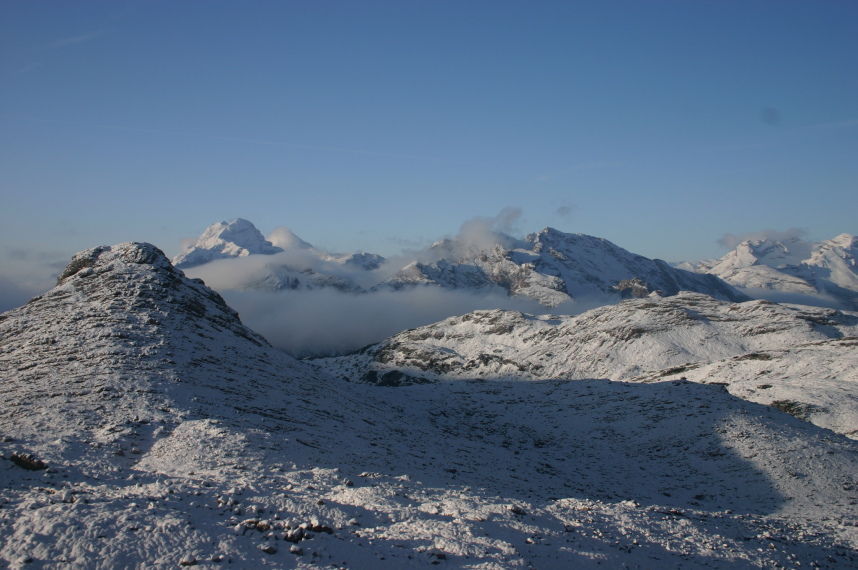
222 286 557 358
717 228 806 250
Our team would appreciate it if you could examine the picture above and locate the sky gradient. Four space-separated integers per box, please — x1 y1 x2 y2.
1 0 857 309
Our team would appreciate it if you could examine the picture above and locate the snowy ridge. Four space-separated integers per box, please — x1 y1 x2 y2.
2 244 858 568
690 233 858 310
176 219 745 307
380 228 749 306
318 292 858 438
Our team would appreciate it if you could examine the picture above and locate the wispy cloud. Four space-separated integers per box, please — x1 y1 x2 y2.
553 203 575 220
41 31 108 50
9 117 489 166
537 161 619 182
7 63 42 77
717 228 806 250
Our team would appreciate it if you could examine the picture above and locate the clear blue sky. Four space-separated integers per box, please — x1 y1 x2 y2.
1 1 856 307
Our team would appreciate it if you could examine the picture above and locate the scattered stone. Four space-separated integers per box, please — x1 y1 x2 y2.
255 520 271 532
289 545 303 555
284 528 304 543
310 523 334 534
508 505 526 516
10 453 47 471
260 543 277 554
427 548 446 560
179 553 196 566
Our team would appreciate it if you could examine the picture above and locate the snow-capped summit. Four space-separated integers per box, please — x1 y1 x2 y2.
172 218 284 268
173 219 387 293
380 227 749 306
691 233 858 309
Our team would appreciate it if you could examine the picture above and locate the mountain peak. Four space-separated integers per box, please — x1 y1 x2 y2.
828 233 857 249
173 218 283 268
57 242 173 285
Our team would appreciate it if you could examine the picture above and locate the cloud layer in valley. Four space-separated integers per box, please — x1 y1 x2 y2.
219 286 609 358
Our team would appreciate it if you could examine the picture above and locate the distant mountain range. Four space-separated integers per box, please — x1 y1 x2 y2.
678 233 858 310
377 227 748 304
174 218 749 304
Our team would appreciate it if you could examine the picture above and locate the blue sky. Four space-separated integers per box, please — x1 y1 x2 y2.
1 0 856 308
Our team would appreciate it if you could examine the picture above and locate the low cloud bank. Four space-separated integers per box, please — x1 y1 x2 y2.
222 287 598 358
717 228 806 250
737 287 849 310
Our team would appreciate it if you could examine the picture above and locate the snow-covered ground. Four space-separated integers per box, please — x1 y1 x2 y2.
318 293 858 438
2 243 857 568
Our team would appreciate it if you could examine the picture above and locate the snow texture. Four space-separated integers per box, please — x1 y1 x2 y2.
1 242 857 569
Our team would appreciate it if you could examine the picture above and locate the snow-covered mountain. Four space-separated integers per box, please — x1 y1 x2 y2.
173 218 285 268
317 292 858 438
174 219 384 292
3 243 858 568
379 228 749 306
684 233 858 310
176 220 747 307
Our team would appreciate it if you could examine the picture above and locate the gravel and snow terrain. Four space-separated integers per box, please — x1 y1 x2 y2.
2 243 858 568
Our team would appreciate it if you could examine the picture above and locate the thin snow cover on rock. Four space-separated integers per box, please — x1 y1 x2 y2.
2 242 858 568
319 291 858 439
686 232 858 310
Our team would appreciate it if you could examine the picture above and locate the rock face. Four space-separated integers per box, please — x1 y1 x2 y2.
689 233 858 310
173 218 285 269
379 228 748 306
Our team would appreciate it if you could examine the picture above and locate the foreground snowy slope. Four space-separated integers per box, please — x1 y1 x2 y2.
2 243 858 568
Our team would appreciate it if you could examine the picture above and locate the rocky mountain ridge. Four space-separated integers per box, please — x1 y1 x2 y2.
379 228 749 305
176 219 749 306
